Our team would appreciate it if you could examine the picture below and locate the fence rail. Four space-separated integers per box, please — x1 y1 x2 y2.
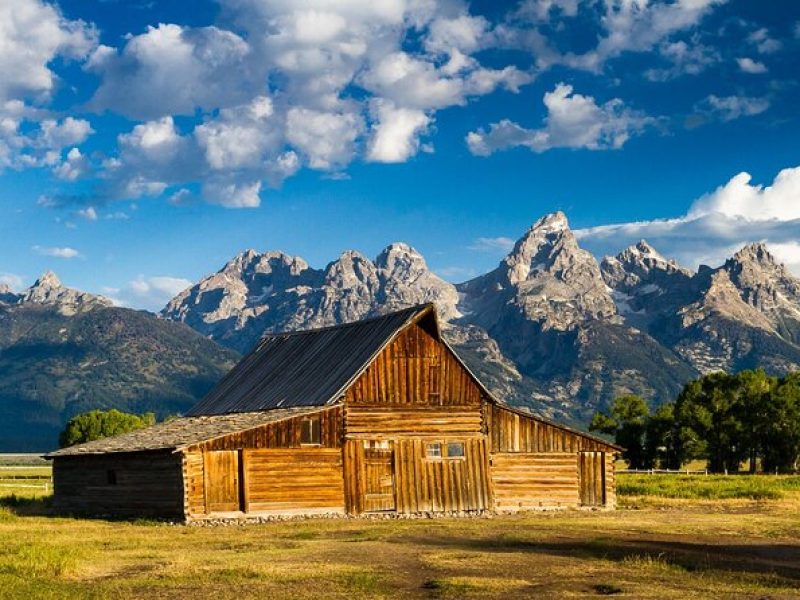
0 482 50 491
618 468 708 475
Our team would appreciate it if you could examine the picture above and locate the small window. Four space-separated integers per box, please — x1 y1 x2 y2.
447 442 465 458
106 469 117 485
300 416 321 445
426 442 442 458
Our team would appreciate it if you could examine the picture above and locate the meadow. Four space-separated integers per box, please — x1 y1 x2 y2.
1 462 799 599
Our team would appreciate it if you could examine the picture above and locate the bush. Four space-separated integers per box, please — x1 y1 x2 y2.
59 409 156 447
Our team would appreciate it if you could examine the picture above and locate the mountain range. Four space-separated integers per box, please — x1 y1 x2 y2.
4 211 800 449
162 211 800 425
0 273 237 450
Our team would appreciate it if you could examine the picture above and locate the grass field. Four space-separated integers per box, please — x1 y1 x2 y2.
1 464 799 599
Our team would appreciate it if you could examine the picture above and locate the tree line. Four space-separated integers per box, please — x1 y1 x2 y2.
591 370 800 473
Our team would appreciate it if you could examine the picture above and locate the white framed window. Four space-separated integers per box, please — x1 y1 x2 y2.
426 442 442 458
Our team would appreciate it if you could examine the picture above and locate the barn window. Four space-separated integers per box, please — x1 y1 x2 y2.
447 442 465 458
106 469 117 485
426 442 442 458
300 416 321 445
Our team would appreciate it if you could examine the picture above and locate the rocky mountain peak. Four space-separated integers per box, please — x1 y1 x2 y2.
731 242 775 267
20 271 112 314
33 270 63 289
502 211 594 286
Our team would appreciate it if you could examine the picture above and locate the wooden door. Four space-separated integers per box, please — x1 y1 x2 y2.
578 451 606 507
362 446 396 512
204 450 241 512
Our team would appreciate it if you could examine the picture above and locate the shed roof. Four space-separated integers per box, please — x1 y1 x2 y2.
46 407 324 457
187 304 443 416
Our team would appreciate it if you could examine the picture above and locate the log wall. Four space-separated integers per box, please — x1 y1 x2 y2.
486 404 616 453
189 406 342 452
344 405 482 438
345 324 483 407
343 438 491 514
490 453 579 510
244 448 344 513
52 452 184 519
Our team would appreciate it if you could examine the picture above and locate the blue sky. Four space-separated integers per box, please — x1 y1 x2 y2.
1 0 799 310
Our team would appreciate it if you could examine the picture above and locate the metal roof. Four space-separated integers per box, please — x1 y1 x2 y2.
47 407 325 457
187 304 438 416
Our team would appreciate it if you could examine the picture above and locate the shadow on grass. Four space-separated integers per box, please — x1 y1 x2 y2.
0 494 54 516
0 494 170 525
406 534 800 582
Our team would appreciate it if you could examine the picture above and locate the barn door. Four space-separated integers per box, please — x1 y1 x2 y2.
578 451 606 507
204 450 242 513
362 443 396 512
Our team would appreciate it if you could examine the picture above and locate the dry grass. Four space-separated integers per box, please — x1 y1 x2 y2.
1 467 800 598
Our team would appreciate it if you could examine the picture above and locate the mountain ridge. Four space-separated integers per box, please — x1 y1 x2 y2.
160 211 800 425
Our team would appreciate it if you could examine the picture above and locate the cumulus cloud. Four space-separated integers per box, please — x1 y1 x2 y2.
76 0 533 206
467 83 654 156
106 275 193 312
32 245 81 259
87 24 255 120
367 100 431 163
53 148 90 181
575 165 800 275
0 0 97 104
514 0 580 22
695 95 770 122
736 57 767 74
520 0 727 72
0 109 94 172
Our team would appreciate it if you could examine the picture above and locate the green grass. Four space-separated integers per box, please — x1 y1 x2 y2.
0 469 799 598
617 473 800 500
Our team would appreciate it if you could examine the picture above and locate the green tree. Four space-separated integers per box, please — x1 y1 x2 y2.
644 402 685 470
674 372 747 473
590 395 649 469
761 373 800 473
59 409 156 448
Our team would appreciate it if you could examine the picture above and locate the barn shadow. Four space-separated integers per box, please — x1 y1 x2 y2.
0 493 54 517
406 533 800 582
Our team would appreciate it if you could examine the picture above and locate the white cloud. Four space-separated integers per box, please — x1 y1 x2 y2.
0 0 97 104
87 24 254 120
514 0 580 22
0 272 24 292
467 83 654 156
556 0 726 72
32 245 81 259
696 95 770 122
75 206 98 221
747 28 781 55
286 107 363 170
79 0 534 203
468 237 516 252
575 166 800 275
736 57 767 74
108 275 194 312
644 38 720 81
202 179 263 208
366 100 431 163
53 148 89 181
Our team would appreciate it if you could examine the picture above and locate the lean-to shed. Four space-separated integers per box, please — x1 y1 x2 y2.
48 304 621 520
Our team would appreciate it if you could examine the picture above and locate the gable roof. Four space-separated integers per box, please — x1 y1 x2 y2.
47 407 325 457
187 304 448 416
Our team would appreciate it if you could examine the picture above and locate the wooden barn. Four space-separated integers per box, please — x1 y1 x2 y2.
47 304 621 520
